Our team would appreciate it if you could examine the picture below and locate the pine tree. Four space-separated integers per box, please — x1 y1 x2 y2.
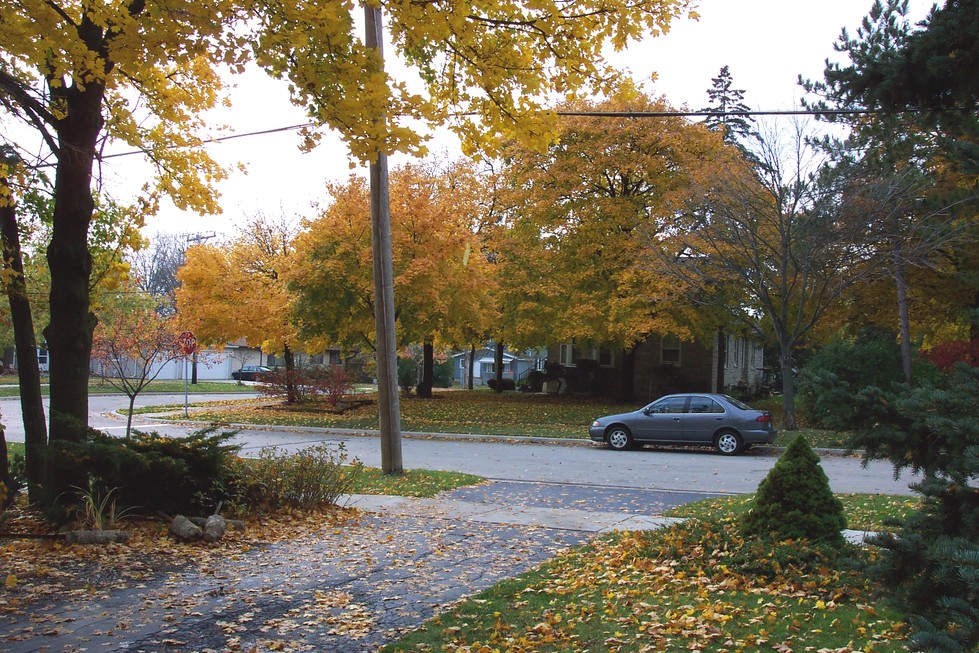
742 435 847 546
702 65 754 144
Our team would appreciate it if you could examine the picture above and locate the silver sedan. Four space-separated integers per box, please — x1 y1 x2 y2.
589 393 777 455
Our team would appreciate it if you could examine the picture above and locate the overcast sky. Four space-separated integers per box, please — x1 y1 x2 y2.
119 0 936 240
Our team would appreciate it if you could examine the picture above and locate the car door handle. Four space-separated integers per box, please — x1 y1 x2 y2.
673 417 681 421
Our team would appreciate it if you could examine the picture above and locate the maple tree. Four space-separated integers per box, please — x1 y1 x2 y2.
290 160 497 396
1 152 144 502
1 152 47 503
91 286 183 437
491 87 729 399
176 215 303 402
2 0 693 503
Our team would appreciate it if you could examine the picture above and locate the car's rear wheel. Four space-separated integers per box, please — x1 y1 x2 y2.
715 430 744 455
606 426 633 451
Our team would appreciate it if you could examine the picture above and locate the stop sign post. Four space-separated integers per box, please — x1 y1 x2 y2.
177 331 197 416
178 331 198 356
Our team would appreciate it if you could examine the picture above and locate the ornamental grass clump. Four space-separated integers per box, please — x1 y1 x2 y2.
742 435 847 546
237 444 356 512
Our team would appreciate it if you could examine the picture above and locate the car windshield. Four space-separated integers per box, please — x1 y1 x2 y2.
721 394 753 410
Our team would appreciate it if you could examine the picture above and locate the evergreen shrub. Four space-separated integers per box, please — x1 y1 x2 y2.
741 435 847 546
851 364 979 652
397 357 417 394
797 330 906 430
48 427 240 517
487 378 516 392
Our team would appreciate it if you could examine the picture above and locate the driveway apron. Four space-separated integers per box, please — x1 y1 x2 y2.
0 482 711 653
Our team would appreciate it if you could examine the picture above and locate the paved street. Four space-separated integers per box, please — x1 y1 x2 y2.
1 392 919 496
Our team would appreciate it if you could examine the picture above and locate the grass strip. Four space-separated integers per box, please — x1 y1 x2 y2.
381 512 909 652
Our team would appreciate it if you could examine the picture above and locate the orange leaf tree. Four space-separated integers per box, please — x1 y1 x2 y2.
290 160 497 395
176 215 304 403
491 87 731 399
91 287 182 437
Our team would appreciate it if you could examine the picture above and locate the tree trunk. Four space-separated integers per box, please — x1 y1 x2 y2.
715 328 726 393
1 175 47 502
283 344 299 403
972 289 979 343
0 429 13 510
44 81 106 505
617 346 636 403
894 246 914 387
191 350 198 385
125 395 137 438
417 340 434 398
780 349 797 431
494 342 505 392
467 345 475 390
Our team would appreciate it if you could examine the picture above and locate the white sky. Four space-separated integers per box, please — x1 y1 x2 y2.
114 0 935 241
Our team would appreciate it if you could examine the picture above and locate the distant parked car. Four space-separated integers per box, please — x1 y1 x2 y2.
589 393 776 455
231 365 272 382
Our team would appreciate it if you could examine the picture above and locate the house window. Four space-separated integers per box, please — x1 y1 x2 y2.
661 336 681 366
598 348 614 367
559 344 576 366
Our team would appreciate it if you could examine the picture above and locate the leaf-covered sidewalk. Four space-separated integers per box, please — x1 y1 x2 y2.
1 506 588 652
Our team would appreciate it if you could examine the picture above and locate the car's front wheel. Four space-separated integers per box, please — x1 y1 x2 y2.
714 430 744 455
606 426 634 451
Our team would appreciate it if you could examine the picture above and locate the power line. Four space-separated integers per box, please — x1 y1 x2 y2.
98 123 315 161
84 105 961 163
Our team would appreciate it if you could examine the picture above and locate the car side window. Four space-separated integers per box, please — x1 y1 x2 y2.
649 397 687 414
688 397 724 414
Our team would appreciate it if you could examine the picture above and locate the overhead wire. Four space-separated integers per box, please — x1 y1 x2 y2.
75 105 963 163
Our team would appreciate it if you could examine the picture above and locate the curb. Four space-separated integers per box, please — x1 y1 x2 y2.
137 414 860 457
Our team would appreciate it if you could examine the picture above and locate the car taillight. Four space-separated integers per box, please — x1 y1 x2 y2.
755 414 771 423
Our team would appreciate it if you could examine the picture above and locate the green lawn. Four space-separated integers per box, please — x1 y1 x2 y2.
381 502 910 653
0 378 255 398
346 466 485 497
666 493 920 533
179 390 855 449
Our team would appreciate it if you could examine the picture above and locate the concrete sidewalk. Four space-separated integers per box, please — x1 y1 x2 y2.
345 490 878 544
344 493 687 532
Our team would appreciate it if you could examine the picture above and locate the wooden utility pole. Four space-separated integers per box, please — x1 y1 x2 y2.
365 3 403 473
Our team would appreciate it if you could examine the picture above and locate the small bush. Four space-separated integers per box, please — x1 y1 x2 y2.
742 435 847 546
258 366 357 405
257 367 309 402
433 359 455 388
306 365 355 407
487 378 516 392
234 444 356 512
397 357 417 394
922 338 979 373
47 427 241 517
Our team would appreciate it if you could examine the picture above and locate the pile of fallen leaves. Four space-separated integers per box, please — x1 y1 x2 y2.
0 501 351 615
386 516 908 653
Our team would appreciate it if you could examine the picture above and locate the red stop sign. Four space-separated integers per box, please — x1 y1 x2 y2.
177 331 198 355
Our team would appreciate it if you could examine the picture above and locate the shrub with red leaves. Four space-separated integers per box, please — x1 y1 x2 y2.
922 339 979 372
